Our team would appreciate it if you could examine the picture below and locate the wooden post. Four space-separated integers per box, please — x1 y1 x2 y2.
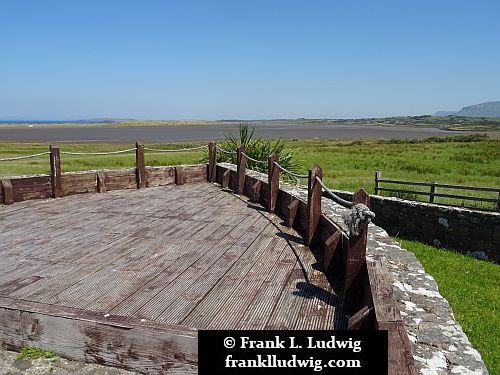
429 182 436 203
0 179 14 205
50 144 62 198
344 188 370 315
374 171 380 195
135 142 146 189
97 172 107 193
267 153 279 213
208 142 216 183
175 166 185 185
497 192 500 212
306 164 322 246
236 145 246 195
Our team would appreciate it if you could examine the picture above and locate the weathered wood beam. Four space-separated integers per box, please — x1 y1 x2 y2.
323 231 341 271
175 166 185 185
251 180 262 202
236 145 246 195
366 257 416 375
97 172 107 193
0 179 14 205
208 142 216 182
135 141 146 189
344 188 370 314
347 305 373 330
50 144 62 198
222 169 230 189
306 164 322 245
0 297 198 374
286 198 299 228
267 153 279 213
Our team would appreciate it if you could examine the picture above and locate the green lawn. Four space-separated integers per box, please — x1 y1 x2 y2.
400 240 499 374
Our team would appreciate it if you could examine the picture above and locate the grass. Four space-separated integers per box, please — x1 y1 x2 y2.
0 141 204 177
1 135 498 208
399 239 499 374
16 346 57 361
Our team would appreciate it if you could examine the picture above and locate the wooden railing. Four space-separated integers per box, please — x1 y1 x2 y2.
0 142 208 205
375 171 500 211
209 144 417 375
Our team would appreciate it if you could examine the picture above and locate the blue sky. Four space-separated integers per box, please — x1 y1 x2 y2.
1 0 499 120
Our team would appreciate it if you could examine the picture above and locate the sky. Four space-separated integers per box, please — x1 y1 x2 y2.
0 0 499 120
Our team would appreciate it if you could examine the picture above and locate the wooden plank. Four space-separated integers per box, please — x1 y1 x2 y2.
183 165 207 184
378 321 417 375
306 164 322 245
208 142 216 182
267 153 279 212
236 145 246 195
251 180 262 202
145 166 176 187
366 256 416 374
222 169 230 189
344 188 370 315
347 305 372 330
10 176 52 202
366 258 401 322
104 169 136 191
285 198 299 228
0 297 198 374
175 166 185 185
135 142 146 189
50 144 62 198
0 179 14 205
61 172 97 196
323 231 341 272
97 172 106 193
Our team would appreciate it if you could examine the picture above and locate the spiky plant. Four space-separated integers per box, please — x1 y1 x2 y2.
202 123 300 181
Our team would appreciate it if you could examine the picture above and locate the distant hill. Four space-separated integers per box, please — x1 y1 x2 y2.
434 111 458 116
435 101 500 117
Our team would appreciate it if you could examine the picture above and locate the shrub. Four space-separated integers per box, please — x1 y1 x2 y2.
204 123 300 181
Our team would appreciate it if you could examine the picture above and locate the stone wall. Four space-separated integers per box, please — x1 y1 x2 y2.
327 190 500 263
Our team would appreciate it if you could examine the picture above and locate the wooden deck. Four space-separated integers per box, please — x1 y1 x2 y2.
0 182 341 332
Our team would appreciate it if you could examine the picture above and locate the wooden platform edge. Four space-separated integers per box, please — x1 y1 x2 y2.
366 257 417 375
0 297 198 375
0 164 207 206
215 163 417 374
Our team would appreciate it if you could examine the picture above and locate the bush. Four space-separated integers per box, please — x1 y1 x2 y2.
205 123 300 181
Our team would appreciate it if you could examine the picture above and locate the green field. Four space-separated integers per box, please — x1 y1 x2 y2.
401 240 499 374
1 136 498 208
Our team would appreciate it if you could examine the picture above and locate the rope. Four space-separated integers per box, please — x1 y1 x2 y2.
315 176 353 208
215 146 237 155
144 145 207 153
60 148 137 155
241 152 267 164
315 176 376 235
0 151 51 161
273 162 308 179
342 204 376 236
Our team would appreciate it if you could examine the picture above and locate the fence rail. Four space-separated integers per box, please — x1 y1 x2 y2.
374 171 500 211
